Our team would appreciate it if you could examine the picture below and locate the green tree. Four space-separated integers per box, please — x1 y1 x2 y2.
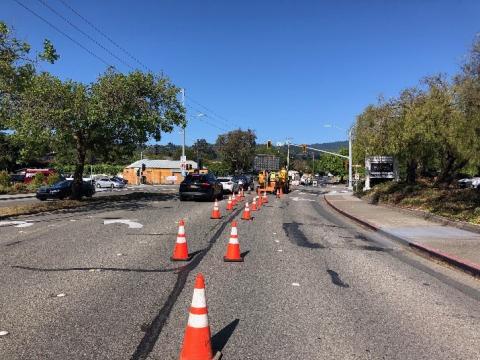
0 21 58 170
216 129 256 172
192 138 216 161
7 69 185 198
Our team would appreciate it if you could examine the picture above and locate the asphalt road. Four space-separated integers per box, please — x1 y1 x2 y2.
0 186 479 359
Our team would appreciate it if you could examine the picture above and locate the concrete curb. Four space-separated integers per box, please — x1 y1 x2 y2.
324 195 480 278
0 194 36 201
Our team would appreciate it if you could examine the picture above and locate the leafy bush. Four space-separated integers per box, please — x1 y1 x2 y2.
47 173 61 185
31 173 46 187
0 184 11 194
0 171 10 187
12 182 28 193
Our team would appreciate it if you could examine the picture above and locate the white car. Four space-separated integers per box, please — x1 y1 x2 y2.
217 176 240 194
95 177 125 189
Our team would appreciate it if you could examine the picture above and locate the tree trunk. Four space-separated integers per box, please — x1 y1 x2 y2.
436 150 467 186
72 134 86 200
406 159 417 184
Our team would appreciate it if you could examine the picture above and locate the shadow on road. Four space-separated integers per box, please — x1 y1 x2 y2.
212 318 240 353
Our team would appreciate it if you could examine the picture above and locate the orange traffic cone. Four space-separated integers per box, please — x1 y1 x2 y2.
262 192 269 204
241 201 251 220
211 199 221 219
226 196 233 211
171 220 192 261
179 273 214 360
231 193 237 207
224 221 243 262
257 195 262 209
251 197 257 211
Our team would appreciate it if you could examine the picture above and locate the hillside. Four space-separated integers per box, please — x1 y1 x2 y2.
309 140 348 152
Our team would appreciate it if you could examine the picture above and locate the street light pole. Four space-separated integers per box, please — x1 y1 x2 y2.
180 88 186 160
348 127 353 190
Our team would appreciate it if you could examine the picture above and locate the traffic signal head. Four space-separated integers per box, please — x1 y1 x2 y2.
141 163 146 171
267 140 272 149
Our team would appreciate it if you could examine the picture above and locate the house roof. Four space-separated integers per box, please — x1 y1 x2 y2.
125 159 198 169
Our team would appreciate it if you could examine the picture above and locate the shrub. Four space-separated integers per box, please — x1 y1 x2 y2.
0 184 11 194
0 171 10 187
31 173 46 188
12 182 28 193
47 173 61 185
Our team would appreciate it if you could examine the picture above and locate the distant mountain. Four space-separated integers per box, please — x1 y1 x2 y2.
309 141 348 152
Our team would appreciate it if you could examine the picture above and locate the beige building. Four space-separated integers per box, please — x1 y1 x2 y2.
123 159 198 185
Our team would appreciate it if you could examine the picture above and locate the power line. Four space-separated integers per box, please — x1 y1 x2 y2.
186 95 243 129
12 0 113 68
16 0 247 138
36 0 134 70
57 0 151 72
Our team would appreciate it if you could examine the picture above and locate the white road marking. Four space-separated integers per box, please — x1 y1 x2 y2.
290 197 316 202
56 293 66 297
0 221 34 228
70 219 76 222
292 283 300 286
277 249 283 252
274 240 280 243
0 330 9 336
116 253 124 256
103 219 143 229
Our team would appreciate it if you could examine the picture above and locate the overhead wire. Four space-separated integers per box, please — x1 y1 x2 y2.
35 0 134 70
14 0 248 138
12 0 112 68
57 0 151 72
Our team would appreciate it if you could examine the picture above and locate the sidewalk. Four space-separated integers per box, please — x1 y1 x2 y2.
0 193 36 201
324 193 480 276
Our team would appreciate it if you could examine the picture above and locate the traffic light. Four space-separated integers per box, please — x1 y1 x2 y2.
302 144 307 153
141 163 146 172
267 140 272 149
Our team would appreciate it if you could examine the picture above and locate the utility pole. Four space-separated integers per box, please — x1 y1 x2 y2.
348 127 353 190
180 88 186 160
312 152 315 175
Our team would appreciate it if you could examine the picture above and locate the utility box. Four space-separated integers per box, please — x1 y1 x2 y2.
364 156 399 190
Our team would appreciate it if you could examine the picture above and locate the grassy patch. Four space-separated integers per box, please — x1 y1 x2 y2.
0 192 174 219
357 181 480 225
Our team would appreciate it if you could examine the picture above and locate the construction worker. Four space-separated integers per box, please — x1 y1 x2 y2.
279 167 288 193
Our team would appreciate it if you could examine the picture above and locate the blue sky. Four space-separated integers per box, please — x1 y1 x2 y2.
2 0 479 146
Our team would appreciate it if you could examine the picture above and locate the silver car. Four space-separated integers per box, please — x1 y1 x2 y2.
218 176 240 194
95 177 125 189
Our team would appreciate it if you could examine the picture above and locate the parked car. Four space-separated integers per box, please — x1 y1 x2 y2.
458 177 480 189
217 176 240 194
36 180 95 200
232 175 252 191
179 173 223 201
111 175 128 185
95 177 125 189
16 168 56 183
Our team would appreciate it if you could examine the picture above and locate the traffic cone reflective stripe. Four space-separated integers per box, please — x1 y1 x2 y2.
171 220 191 261
251 198 257 211
262 192 269 203
179 273 214 360
224 221 243 262
226 196 233 211
211 200 221 219
242 201 251 220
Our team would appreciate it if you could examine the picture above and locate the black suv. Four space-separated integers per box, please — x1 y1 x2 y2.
179 173 223 201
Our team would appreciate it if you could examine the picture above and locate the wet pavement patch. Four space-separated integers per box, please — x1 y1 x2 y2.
327 269 350 288
283 222 325 249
